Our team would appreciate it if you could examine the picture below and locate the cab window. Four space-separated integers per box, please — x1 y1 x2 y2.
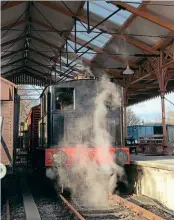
55 88 74 110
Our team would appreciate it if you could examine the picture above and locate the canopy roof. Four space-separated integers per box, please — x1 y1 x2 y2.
1 1 174 105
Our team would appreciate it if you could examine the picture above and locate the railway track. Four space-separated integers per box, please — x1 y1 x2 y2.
22 173 166 220
2 173 173 220
59 193 164 220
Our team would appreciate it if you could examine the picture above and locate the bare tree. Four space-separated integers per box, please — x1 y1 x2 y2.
127 108 141 126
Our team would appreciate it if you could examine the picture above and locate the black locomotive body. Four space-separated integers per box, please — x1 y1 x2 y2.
33 79 129 169
39 79 122 148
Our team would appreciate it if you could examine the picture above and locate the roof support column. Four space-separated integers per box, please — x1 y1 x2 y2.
159 53 168 150
122 87 129 145
160 91 167 148
159 49 174 154
151 56 167 150
149 49 174 153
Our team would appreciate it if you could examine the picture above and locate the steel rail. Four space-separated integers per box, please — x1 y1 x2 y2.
59 194 85 220
110 195 164 220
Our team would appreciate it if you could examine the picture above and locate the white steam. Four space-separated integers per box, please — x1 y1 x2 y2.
49 73 124 207
75 59 95 79
94 75 120 147
46 168 56 180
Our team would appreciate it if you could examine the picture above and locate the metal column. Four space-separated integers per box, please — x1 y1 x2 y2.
153 48 174 153
160 92 167 146
122 87 129 145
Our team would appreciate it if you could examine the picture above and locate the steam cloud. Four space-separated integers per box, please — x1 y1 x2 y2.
47 73 124 207
75 59 95 79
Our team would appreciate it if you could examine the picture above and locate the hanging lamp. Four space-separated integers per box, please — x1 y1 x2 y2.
123 65 134 75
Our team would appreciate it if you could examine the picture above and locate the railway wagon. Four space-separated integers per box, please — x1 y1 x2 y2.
31 79 129 171
26 104 41 152
0 77 20 179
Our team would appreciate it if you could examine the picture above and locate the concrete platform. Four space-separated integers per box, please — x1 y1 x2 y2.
126 154 174 211
130 154 174 171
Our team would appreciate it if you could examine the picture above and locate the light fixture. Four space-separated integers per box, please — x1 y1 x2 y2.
123 65 134 75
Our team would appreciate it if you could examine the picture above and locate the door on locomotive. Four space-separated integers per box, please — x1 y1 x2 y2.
37 80 130 170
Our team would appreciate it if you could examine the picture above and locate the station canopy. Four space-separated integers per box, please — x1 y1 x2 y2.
1 1 174 105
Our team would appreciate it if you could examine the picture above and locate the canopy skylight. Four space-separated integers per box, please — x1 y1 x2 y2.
71 21 112 48
83 1 142 26
64 40 96 60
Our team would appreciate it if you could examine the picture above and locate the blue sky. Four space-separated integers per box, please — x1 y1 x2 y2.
131 92 174 123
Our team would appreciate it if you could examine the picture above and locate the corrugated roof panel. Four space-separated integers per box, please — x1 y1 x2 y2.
83 1 142 26
126 16 171 46
94 54 125 68
1 2 26 26
65 40 96 60
31 26 65 48
105 37 142 61
34 2 75 31
71 21 112 48
2 39 25 55
1 23 26 44
54 1 83 14
146 3 174 24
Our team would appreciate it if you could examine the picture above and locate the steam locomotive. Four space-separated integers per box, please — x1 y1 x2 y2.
29 79 129 173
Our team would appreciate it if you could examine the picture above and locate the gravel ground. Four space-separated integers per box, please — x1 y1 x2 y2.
141 205 174 220
27 172 76 220
1 175 25 220
126 195 174 220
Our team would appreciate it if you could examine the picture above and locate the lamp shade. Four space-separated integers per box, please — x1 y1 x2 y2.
123 65 134 75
